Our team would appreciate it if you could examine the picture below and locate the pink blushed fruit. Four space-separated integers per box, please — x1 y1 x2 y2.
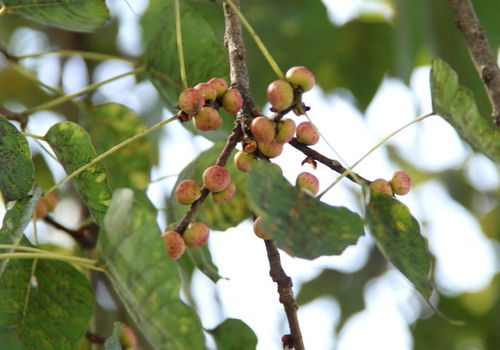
202 165 231 192
251 116 276 143
222 88 243 114
370 179 393 196
161 230 185 259
267 80 294 111
296 121 319 145
175 179 201 205
258 140 284 158
212 181 236 204
296 172 319 196
390 170 411 195
233 151 256 173
193 107 222 131
285 66 315 92
194 82 217 101
178 88 204 115
208 77 228 97
183 222 209 248
275 118 296 143
253 217 272 240
35 192 58 218
119 325 138 350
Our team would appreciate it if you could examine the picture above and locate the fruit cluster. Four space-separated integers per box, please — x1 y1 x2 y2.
369 170 412 197
161 222 209 260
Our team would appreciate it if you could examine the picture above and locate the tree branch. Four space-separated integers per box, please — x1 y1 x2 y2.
448 0 500 126
43 215 98 249
0 105 28 129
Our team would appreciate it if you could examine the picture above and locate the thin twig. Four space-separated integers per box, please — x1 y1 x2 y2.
448 0 500 126
0 105 28 129
43 215 98 249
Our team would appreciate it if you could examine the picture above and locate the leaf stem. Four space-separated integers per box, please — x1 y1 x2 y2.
21 132 45 141
174 0 188 89
0 252 101 267
15 50 137 64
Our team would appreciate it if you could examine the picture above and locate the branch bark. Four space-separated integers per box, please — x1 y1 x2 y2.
448 0 500 126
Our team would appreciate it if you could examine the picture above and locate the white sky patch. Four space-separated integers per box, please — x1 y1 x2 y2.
465 154 500 192
62 55 88 95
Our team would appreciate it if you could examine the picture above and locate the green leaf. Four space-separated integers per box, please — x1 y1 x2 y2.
247 162 364 259
365 190 434 299
81 103 153 190
209 318 258 350
430 58 500 162
45 121 112 225
0 187 41 275
0 116 34 202
32 154 55 192
104 322 123 350
0 257 94 350
167 142 251 231
2 0 109 33
100 189 205 349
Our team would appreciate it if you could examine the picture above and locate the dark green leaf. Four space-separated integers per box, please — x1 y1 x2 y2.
168 142 251 231
0 257 94 350
0 116 34 202
2 0 109 33
45 121 112 225
100 189 205 349
0 187 41 275
209 318 258 350
104 322 123 350
430 58 500 162
247 162 364 259
185 246 223 283
365 190 434 299
81 103 153 190
32 154 55 192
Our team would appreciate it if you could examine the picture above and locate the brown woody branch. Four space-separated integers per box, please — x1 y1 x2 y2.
0 105 28 129
43 215 98 248
448 0 500 126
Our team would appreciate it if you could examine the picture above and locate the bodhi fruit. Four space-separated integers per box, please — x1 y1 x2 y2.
183 222 210 248
253 217 272 240
296 172 319 196
119 325 138 350
212 181 236 204
370 179 394 196
35 192 58 218
234 151 256 172
222 88 243 114
390 170 411 195
208 77 228 97
161 230 185 259
193 107 222 131
203 165 231 192
175 179 201 205
267 80 294 111
251 116 276 143
296 121 320 145
258 140 284 158
178 88 204 115
275 118 296 143
194 82 217 101
285 66 315 92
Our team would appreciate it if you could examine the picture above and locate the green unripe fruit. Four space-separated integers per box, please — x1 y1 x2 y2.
178 88 204 115
296 121 320 145
208 77 228 97
212 181 236 204
253 217 272 240
285 66 315 92
267 80 294 111
275 118 296 143
390 170 411 195
258 140 284 158
233 151 256 173
203 165 231 192
175 179 201 205
296 172 319 196
222 88 243 114
194 82 217 101
183 222 209 248
161 230 185 259
193 107 222 131
369 179 393 196
251 116 276 143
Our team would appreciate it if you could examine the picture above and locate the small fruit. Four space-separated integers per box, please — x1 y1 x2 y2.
175 179 201 205
222 88 243 114
369 179 393 196
233 151 256 172
274 118 296 143
212 181 236 204
296 172 319 196
208 77 228 97
193 107 222 131
258 140 284 158
202 165 231 192
183 222 209 248
296 121 320 145
267 80 294 111
390 170 411 195
35 192 58 218
253 217 272 240
178 88 204 115
194 82 217 101
251 116 276 143
119 325 138 350
285 66 315 92
161 230 185 259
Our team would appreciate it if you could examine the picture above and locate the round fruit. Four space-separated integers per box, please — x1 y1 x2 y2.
296 121 320 145
222 88 243 114
253 217 272 240
35 192 58 218
212 181 236 204
251 116 276 143
193 107 222 131
119 325 137 350
258 140 284 158
275 118 296 143
296 172 319 196
233 151 256 173
267 80 294 111
208 77 228 97
285 66 315 92
194 82 217 101
369 179 393 196
175 179 201 205
202 165 231 192
390 170 411 195
183 222 209 248
178 88 204 115
161 230 185 259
